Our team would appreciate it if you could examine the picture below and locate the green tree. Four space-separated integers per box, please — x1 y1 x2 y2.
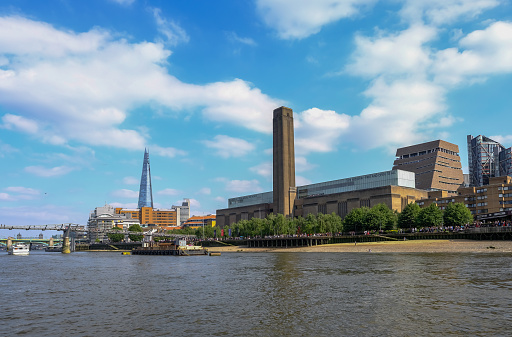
397 202 421 229
365 204 396 231
443 202 473 227
107 227 124 242
416 203 443 227
128 224 143 241
343 207 369 232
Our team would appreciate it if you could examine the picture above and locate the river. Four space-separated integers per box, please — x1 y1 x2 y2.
1 251 511 336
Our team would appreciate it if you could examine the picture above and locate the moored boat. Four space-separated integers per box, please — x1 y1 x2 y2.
132 238 208 256
8 243 30 255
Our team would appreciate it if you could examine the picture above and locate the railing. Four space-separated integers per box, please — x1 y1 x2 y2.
464 226 512 234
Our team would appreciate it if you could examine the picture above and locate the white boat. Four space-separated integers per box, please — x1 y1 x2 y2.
8 243 30 255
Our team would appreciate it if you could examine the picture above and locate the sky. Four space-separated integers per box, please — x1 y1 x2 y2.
1 0 512 236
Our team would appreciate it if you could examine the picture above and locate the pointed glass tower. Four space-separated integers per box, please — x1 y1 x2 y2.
138 148 154 209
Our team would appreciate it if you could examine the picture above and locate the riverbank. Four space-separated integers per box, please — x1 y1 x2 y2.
206 239 512 253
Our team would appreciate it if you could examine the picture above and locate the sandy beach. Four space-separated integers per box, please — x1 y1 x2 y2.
206 239 512 253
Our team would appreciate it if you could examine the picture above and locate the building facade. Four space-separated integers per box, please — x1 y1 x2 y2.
467 135 512 187
216 169 428 227
393 139 463 195
417 176 512 222
88 204 140 242
182 214 216 229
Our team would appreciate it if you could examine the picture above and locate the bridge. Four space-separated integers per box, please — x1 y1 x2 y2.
1 224 194 253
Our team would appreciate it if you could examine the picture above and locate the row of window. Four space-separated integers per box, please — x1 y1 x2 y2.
499 193 512 198
498 186 511 191
476 188 487 193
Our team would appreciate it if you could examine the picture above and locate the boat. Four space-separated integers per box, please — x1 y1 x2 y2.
132 238 208 256
8 243 30 255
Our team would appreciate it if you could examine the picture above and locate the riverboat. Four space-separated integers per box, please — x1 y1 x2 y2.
8 243 30 255
132 239 208 256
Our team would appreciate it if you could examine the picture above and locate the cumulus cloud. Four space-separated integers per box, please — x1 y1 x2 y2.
294 108 350 154
216 177 263 193
0 16 279 153
198 187 211 195
433 21 512 85
203 135 256 158
5 186 40 195
157 188 181 196
226 32 257 46
250 162 272 178
112 189 139 198
400 0 501 26
123 176 139 185
256 0 376 39
24 165 75 177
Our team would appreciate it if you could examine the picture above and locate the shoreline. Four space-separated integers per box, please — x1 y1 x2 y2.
205 239 512 253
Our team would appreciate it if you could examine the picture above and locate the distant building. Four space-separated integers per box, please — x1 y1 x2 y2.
182 215 216 229
418 175 512 222
392 139 464 195
138 148 153 209
173 199 191 227
216 106 429 228
467 135 512 186
88 204 140 242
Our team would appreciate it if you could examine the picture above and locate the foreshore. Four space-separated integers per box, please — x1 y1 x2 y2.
207 239 512 253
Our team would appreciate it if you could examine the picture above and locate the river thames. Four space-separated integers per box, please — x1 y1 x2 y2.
1 251 511 336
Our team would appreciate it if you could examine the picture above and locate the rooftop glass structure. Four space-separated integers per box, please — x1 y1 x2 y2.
228 170 415 208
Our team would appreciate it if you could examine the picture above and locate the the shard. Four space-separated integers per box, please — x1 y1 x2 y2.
138 148 154 209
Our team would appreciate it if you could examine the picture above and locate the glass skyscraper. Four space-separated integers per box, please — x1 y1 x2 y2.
138 148 153 209
467 135 511 187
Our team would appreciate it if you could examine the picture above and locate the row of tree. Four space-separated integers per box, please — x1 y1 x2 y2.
219 202 473 239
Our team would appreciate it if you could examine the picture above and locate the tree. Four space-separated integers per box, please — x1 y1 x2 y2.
416 203 443 227
443 202 473 227
107 227 124 243
128 224 143 242
398 202 421 229
366 204 396 231
343 207 369 232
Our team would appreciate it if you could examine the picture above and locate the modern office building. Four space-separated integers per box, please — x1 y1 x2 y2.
392 140 464 195
216 106 429 228
138 148 153 209
114 199 190 229
417 176 512 222
467 135 512 187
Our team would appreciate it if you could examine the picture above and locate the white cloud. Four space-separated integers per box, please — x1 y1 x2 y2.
256 0 377 39
250 161 272 178
294 108 350 154
0 16 279 153
296 175 312 186
216 177 263 193
433 21 512 85
157 188 181 196
0 205 80 225
0 192 13 201
24 165 75 177
400 0 501 26
198 187 211 195
346 25 436 78
110 0 135 5
226 32 257 46
5 186 40 195
489 135 512 147
295 156 316 172
112 189 139 198
150 7 189 46
152 145 187 158
123 176 139 185
203 135 256 158
110 202 138 209
214 196 226 203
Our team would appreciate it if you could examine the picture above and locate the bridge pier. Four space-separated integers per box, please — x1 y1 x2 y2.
7 238 12 251
49 237 54 247
62 226 71 254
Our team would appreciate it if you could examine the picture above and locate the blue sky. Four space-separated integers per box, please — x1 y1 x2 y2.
1 0 512 235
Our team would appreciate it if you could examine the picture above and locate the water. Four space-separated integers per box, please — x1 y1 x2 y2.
1 251 511 336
